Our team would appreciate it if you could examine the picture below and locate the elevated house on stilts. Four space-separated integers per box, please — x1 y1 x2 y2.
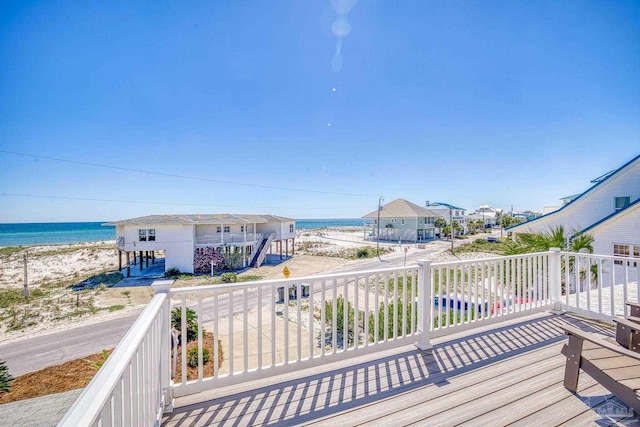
104 214 296 275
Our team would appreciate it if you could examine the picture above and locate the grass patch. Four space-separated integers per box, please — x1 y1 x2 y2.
0 288 48 309
0 247 26 259
108 305 125 312
451 238 509 255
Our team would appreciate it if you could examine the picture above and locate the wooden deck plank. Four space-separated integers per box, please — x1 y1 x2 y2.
162 313 640 427
312 346 563 427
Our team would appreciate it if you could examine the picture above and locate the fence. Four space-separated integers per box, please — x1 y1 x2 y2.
59 281 173 427
60 249 640 423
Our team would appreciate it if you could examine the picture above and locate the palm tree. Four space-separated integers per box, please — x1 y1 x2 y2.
434 217 447 238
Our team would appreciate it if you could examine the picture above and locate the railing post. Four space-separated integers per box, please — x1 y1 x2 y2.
415 259 433 350
548 248 563 314
152 279 175 414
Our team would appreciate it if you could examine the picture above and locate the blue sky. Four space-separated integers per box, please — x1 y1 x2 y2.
1 1 638 222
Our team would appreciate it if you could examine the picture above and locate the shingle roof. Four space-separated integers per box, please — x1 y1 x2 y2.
104 214 295 226
362 198 439 219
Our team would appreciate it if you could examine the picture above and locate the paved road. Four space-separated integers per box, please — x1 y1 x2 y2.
0 313 139 377
0 235 501 375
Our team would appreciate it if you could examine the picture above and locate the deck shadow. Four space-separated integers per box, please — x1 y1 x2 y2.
163 314 607 426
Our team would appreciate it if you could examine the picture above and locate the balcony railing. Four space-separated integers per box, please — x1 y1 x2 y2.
59 250 639 425
195 233 260 246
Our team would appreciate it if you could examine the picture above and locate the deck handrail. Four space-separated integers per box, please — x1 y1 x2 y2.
59 281 173 427
60 249 639 422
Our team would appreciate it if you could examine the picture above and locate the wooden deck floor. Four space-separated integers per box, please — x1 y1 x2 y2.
162 313 639 426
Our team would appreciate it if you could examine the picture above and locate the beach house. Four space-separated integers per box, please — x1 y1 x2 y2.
362 198 439 242
507 154 640 263
105 214 296 274
425 201 468 235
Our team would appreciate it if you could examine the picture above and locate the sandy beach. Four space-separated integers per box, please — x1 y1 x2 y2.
0 228 499 344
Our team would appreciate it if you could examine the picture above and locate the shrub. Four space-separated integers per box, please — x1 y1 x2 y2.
0 360 14 394
187 347 211 368
356 248 371 258
193 248 224 274
223 251 244 270
171 307 199 343
165 267 181 278
368 299 415 342
324 296 357 347
221 272 237 283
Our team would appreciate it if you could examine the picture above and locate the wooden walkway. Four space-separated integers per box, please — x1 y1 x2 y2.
163 313 639 426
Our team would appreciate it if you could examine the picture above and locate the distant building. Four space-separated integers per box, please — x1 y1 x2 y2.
425 201 467 234
507 154 640 264
467 205 502 228
363 198 439 242
105 214 296 274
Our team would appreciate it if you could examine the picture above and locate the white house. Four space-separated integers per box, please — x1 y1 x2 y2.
507 154 640 264
363 198 439 242
467 205 502 228
105 214 296 275
425 202 467 235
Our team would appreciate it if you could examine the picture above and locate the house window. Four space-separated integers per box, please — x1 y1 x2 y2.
216 226 221 233
419 218 423 225
615 196 630 211
401 219 405 225
289 224 294 233
138 229 147 242
224 226 230 233
391 218 398 223
614 244 630 265
148 229 156 241
240 226 245 232
374 219 377 225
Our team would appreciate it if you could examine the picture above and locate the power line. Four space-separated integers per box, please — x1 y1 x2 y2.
0 150 375 197
0 192 344 210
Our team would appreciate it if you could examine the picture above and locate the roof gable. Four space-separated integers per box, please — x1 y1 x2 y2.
363 198 439 219
507 154 640 232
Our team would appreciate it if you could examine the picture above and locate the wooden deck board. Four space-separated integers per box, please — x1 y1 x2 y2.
163 313 640 426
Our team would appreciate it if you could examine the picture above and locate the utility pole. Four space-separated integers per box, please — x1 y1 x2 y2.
377 196 384 261
450 207 454 253
22 252 29 298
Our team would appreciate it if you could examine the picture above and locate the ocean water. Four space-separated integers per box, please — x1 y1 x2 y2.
0 222 115 247
295 219 363 229
0 219 363 247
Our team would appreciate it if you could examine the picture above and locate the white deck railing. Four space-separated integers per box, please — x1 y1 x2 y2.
60 250 639 423
195 233 260 246
59 281 174 427
560 251 639 321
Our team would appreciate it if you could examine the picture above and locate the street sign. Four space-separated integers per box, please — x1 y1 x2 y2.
283 266 290 278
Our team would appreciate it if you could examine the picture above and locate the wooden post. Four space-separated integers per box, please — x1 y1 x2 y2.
146 251 149 268
292 238 295 255
126 252 131 277
286 239 289 257
140 251 143 271
133 252 137 265
118 250 122 271
152 251 155 264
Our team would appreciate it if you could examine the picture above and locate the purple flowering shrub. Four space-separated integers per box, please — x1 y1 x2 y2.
194 248 225 273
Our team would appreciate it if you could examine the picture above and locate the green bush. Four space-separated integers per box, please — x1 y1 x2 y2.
165 267 181 278
223 251 244 270
186 347 211 368
171 307 199 343
221 272 237 283
356 248 371 258
324 296 357 347
0 360 13 394
368 299 415 342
